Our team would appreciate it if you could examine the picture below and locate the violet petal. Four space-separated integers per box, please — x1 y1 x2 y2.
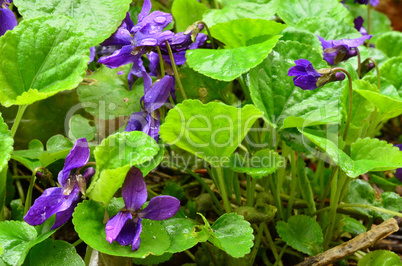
0 7 17 36
98 44 139 69
139 195 180 220
105 211 133 244
122 167 147 211
143 75 175 113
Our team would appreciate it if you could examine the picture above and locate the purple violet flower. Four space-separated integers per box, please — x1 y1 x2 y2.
0 0 17 36
98 0 174 81
317 35 372 65
24 138 95 230
354 16 368 36
288 59 345 90
105 167 180 250
354 0 379 6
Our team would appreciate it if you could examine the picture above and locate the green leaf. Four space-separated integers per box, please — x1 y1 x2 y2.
249 41 341 129
276 215 323 256
68 115 96 142
375 32 402 58
13 0 132 46
160 99 262 166
375 192 402 221
132 253 172 265
277 0 353 26
72 200 171 258
0 221 55 265
23 239 84 266
0 113 12 173
294 17 361 40
348 179 376 216
177 65 228 103
369 174 402 187
301 129 402 178
341 216 366 236
162 218 199 253
378 57 402 93
77 65 144 119
358 250 402 266
87 131 159 204
280 27 323 55
228 149 284 178
186 19 285 81
0 16 90 107
10 199 24 221
202 0 279 27
172 0 208 32
203 213 254 258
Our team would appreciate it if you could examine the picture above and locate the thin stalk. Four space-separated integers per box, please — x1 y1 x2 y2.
165 41 187 100
263 223 282 266
332 68 353 141
213 0 220 9
313 203 402 218
356 48 361 77
13 161 25 205
215 165 232 213
72 239 83 247
84 245 93 266
286 150 298 220
203 243 219 266
195 21 215 49
24 170 38 215
273 244 288 266
268 174 284 220
11 105 28 138
250 224 264 265
367 5 372 38
368 57 380 90
233 173 242 205
156 46 165 77
319 167 338 210
246 175 256 207
184 250 196 261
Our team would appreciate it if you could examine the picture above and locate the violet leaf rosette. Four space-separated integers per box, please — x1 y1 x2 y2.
24 138 95 230
105 167 180 250
317 35 372 65
288 59 345 90
0 0 17 36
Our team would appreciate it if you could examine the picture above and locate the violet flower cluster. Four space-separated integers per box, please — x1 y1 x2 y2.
0 0 17 36
24 138 94 230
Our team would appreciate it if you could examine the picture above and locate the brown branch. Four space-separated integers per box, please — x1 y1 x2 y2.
296 218 399 266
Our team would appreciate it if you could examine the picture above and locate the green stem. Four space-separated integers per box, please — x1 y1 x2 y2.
286 150 298 220
246 175 256 207
356 48 361 77
156 46 165 78
184 250 196 261
273 244 288 266
195 21 215 49
24 170 38 215
368 57 380 90
72 239 83 247
84 245 93 266
367 5 372 40
313 203 402 218
250 224 264 265
319 167 338 210
215 165 232 213
263 223 282 266
332 68 353 141
268 173 284 220
165 41 187 100
11 105 28 138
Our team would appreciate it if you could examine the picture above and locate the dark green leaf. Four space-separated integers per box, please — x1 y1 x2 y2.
162 218 199 253
0 16 90 107
348 179 376 216
341 216 366 236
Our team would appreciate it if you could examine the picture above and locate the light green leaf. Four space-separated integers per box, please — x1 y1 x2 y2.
379 57 402 93
375 32 402 58
228 149 284 178
77 65 143 119
132 253 172 265
341 216 366 236
0 113 12 173
138 144 165 177
276 215 323 256
294 17 361 40
172 0 208 32
186 19 285 81
375 192 402 221
162 218 199 253
277 0 353 26
68 115 96 142
202 213 254 258
160 99 262 166
0 221 56 265
13 0 132 46
0 16 90 107
348 179 376 216
369 174 402 187
302 129 402 178
87 131 159 204
203 0 279 27
23 239 84 266
72 200 170 258
358 250 402 266
249 41 341 129
280 27 323 55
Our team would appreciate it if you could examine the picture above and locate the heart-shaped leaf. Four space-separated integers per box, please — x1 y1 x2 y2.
172 0 208 32
0 16 90 107
160 99 262 166
276 215 323 256
186 19 285 81
375 32 402 58
13 0 132 46
87 131 159 204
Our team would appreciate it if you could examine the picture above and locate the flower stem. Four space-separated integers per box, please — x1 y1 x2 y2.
195 21 215 49
246 175 256 207
356 47 361 77
24 168 40 215
332 68 353 142
250 224 264 265
368 57 380 90
165 41 187 100
313 203 402 218
263 223 283 266
72 239 83 247
11 104 28 138
84 245 93 265
273 244 288 266
215 164 232 213
156 46 165 78
286 149 298 220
